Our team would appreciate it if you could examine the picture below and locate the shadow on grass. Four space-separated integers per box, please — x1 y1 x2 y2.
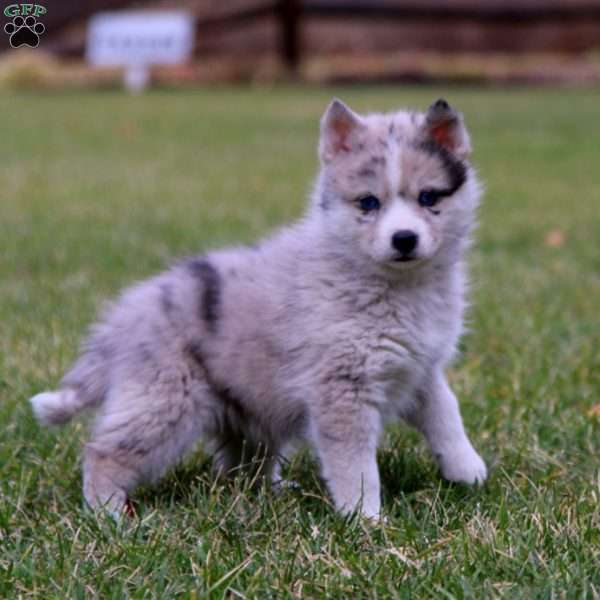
131 434 446 519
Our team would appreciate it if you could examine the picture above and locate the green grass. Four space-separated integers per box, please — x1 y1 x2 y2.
1 86 599 598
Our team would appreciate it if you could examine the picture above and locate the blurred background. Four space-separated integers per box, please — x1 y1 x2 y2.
2 0 600 89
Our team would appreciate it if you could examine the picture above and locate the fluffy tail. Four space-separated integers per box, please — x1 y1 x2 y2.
31 324 113 426
30 388 88 426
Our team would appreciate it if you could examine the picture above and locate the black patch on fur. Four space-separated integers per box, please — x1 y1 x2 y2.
185 341 247 420
181 373 190 397
186 259 221 334
419 139 467 196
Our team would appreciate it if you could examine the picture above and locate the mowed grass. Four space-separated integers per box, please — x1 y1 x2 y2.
1 86 599 598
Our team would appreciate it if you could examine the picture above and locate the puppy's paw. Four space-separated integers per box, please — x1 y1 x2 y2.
362 511 388 526
438 443 487 485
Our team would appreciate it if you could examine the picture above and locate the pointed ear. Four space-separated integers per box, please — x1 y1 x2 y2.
319 98 365 163
423 99 471 159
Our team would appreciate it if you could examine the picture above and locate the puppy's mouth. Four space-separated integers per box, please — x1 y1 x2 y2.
393 255 417 263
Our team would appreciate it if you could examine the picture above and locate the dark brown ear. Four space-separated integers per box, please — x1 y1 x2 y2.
319 98 365 163
424 98 471 158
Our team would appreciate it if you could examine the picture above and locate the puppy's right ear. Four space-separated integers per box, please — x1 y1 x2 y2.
319 98 365 163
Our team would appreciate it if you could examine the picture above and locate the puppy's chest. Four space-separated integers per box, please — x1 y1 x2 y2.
360 293 456 382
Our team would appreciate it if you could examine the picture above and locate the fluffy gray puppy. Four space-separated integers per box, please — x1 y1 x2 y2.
31 98 487 519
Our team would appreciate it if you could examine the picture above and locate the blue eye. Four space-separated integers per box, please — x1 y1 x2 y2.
359 195 381 212
418 190 440 208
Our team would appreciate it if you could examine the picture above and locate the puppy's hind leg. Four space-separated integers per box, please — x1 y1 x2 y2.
83 377 214 517
83 446 139 518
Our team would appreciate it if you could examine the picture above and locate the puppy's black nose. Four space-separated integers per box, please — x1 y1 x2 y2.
391 230 418 255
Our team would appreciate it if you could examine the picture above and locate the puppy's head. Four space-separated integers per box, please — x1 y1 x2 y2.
315 98 480 271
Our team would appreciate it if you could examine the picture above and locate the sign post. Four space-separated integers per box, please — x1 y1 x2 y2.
86 11 195 93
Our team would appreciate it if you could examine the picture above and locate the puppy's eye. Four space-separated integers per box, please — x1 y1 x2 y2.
417 190 440 208
358 195 381 213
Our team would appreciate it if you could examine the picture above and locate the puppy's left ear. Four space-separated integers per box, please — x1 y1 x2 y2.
423 99 471 159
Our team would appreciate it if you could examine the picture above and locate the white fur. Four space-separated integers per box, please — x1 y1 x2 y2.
30 389 81 426
372 199 435 263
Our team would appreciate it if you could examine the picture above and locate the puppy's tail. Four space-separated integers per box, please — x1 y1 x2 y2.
30 388 89 426
31 325 112 426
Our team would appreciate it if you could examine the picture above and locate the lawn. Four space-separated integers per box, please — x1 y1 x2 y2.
1 86 599 598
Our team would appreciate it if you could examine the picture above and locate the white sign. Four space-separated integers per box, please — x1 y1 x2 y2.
86 11 195 91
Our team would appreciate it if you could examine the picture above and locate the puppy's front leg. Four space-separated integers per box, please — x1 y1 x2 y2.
410 370 487 484
313 400 382 520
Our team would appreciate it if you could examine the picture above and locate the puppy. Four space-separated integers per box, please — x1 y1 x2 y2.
31 98 487 519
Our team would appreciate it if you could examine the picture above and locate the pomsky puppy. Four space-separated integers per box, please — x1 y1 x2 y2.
31 98 487 519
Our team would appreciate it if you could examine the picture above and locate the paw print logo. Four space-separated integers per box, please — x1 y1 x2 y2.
4 15 45 48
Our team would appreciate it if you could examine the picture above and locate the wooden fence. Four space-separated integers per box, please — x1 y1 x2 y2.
4 1 600 69
199 0 600 70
